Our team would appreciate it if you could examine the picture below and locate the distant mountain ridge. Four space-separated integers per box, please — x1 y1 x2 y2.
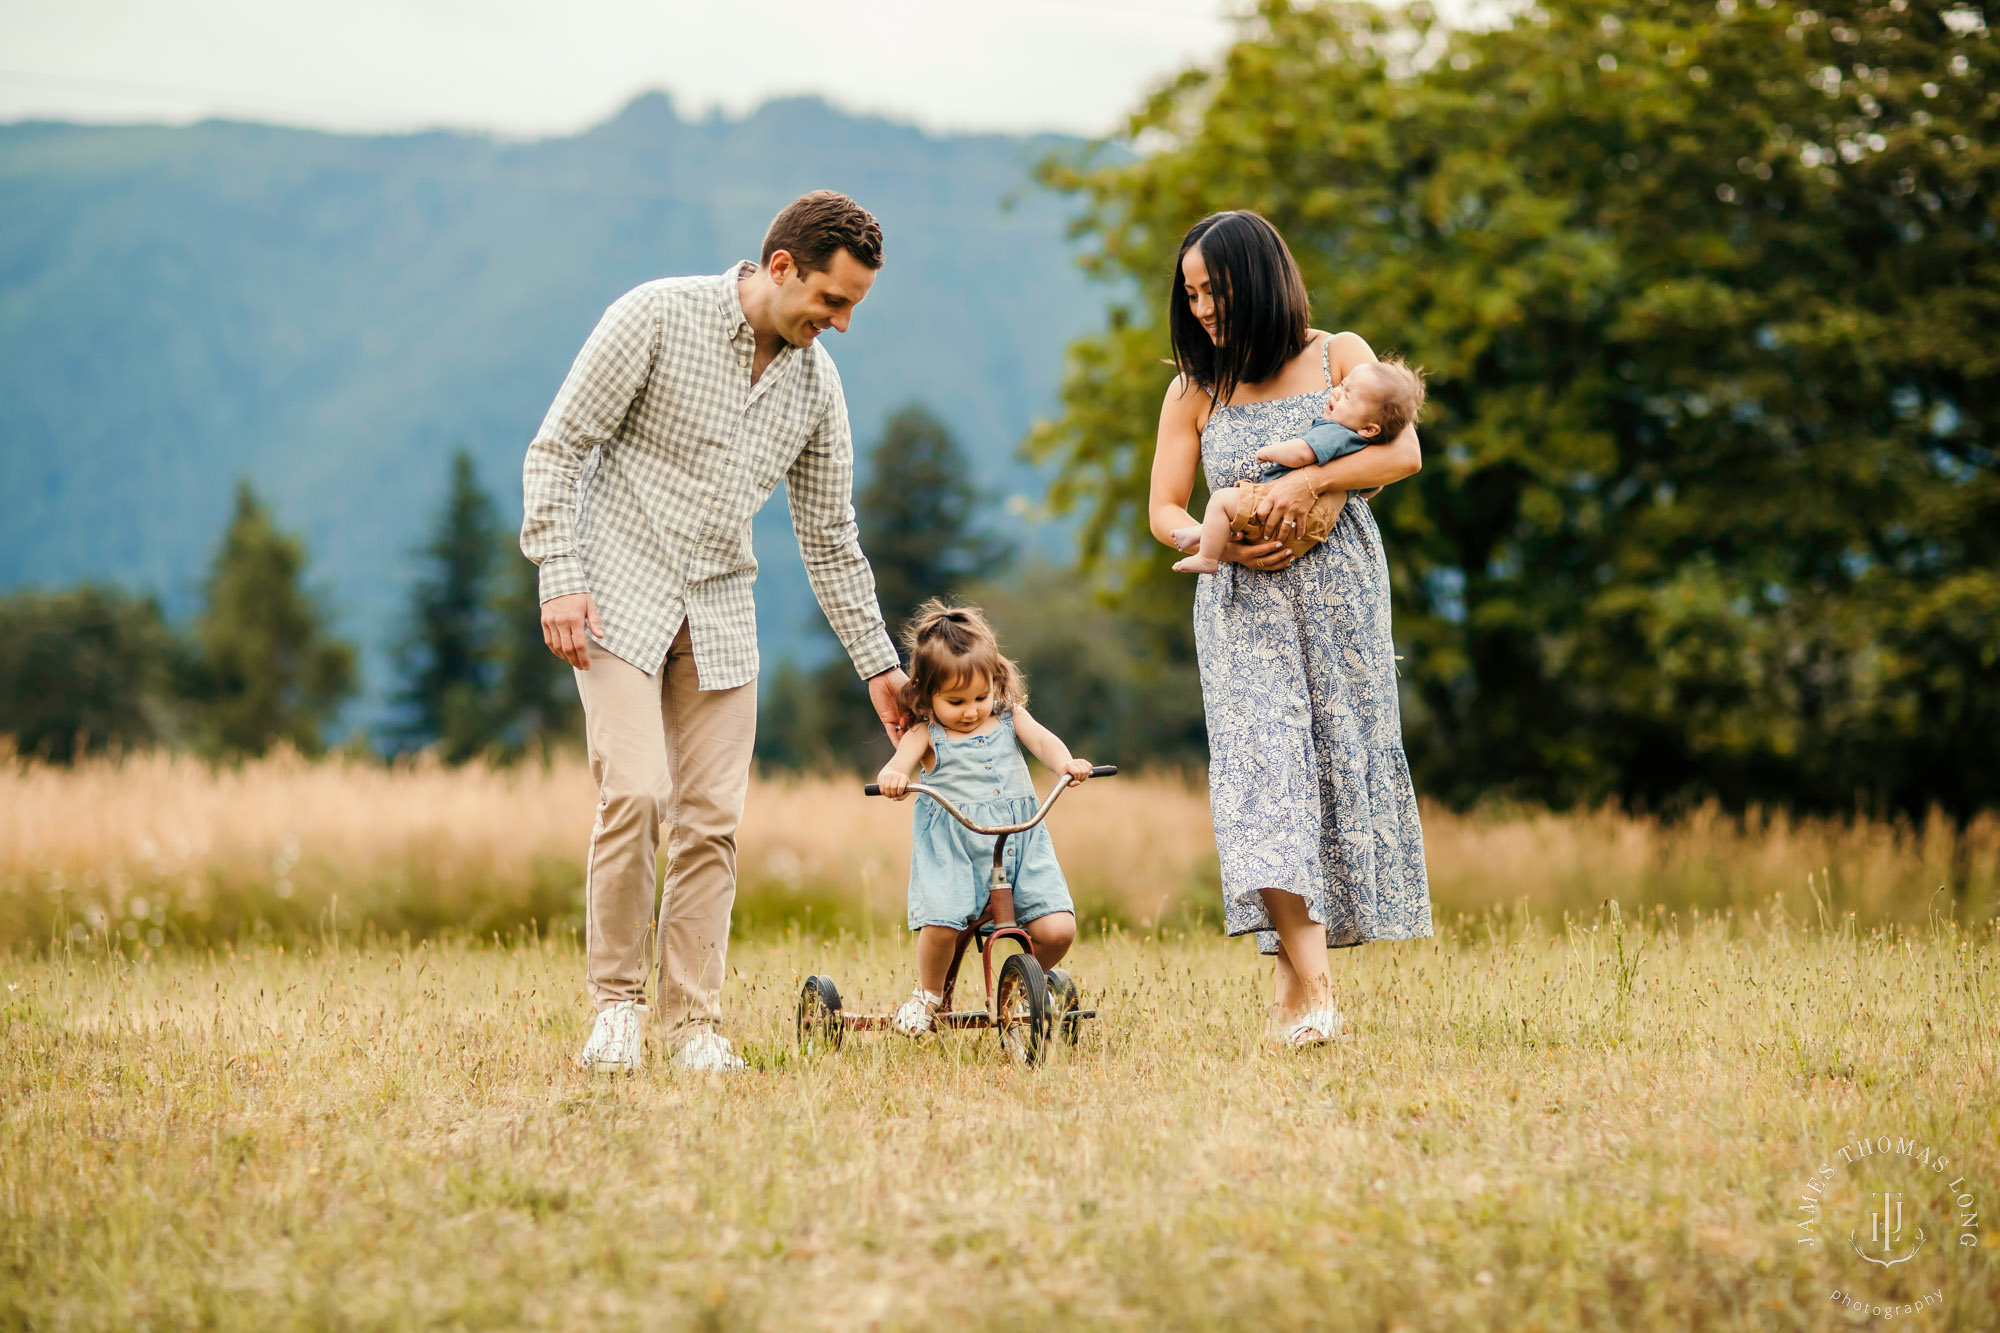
0 94 1110 723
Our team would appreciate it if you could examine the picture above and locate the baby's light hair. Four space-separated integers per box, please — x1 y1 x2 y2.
899 600 1027 723
1346 356 1427 440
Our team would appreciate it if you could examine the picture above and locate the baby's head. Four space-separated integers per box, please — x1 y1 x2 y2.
900 600 1027 734
1326 356 1427 440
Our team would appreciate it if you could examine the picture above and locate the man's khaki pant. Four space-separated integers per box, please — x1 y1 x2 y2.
574 625 755 1049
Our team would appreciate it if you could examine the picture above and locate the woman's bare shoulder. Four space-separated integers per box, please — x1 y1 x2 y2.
1160 371 1211 417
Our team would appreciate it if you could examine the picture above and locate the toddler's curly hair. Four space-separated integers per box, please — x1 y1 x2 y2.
899 600 1027 723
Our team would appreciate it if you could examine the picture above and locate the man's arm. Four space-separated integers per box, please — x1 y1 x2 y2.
520 287 660 663
785 362 909 739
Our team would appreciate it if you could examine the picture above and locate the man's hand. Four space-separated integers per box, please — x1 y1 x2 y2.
541 592 603 670
868 667 913 744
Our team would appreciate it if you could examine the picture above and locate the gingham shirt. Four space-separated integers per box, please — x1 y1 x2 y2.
521 263 899 690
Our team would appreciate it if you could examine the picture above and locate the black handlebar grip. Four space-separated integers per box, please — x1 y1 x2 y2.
1091 764 1119 778
863 782 883 796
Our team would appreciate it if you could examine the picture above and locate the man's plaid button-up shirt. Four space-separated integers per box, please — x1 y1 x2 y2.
520 263 899 690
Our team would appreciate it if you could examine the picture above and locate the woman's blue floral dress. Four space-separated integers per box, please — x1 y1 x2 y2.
1192 338 1433 954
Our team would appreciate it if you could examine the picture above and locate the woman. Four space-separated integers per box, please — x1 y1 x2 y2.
1149 210 1433 1046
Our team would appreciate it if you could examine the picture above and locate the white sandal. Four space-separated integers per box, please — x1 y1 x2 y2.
1285 1009 1345 1047
891 988 943 1038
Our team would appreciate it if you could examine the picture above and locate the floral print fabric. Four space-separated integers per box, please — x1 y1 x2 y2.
1191 349 1433 954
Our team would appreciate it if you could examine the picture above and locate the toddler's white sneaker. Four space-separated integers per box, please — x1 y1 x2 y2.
578 999 647 1074
676 1029 747 1073
1285 1008 1345 1047
891 988 943 1038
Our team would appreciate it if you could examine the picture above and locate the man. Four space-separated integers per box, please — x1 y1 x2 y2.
521 191 911 1074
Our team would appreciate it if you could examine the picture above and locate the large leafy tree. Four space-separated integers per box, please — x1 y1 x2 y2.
1033 0 1997 816
189 482 358 756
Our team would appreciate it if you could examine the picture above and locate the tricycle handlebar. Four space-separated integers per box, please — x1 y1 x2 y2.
863 764 1116 835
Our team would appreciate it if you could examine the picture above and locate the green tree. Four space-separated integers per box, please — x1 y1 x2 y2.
0 586 185 762
189 481 357 756
853 403 1007 641
1033 0 1998 816
394 451 504 760
758 403 1007 770
491 546 583 753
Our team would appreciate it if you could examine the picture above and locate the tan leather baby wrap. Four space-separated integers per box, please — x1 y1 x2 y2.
1226 481 1347 560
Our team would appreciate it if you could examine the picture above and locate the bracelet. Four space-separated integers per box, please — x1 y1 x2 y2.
1306 475 1322 500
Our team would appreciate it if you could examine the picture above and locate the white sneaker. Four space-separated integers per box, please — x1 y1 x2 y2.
578 1000 646 1073
891 988 943 1038
676 1029 747 1073
1286 1009 1345 1047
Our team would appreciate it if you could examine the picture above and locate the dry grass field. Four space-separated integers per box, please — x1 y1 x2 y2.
3 751 1995 948
2 754 1998 1328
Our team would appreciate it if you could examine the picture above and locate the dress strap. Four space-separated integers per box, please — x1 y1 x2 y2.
1320 334 1335 389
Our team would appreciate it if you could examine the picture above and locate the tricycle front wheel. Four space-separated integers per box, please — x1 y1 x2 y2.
994 952 1050 1066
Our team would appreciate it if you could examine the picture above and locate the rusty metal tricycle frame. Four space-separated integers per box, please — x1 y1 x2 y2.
795 764 1117 1063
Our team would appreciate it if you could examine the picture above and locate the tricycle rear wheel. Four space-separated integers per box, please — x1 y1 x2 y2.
796 974 844 1056
1045 967 1083 1046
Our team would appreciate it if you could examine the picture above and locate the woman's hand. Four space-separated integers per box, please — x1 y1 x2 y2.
877 767 912 800
1222 533 1294 571
1250 470 1327 546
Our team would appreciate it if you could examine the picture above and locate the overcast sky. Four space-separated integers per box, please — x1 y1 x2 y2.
0 0 1246 140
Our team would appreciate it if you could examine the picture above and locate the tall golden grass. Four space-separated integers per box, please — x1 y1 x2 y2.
2 749 1994 948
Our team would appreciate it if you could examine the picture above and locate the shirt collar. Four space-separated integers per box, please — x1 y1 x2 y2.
718 260 756 341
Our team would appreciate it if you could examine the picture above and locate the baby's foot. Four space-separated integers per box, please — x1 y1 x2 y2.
1169 525 1202 553
1173 554 1221 574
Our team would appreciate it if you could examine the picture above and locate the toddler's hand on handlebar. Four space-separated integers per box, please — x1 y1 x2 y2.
876 768 912 800
1062 758 1095 786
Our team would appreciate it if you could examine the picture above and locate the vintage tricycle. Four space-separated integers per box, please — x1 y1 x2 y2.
794 764 1118 1065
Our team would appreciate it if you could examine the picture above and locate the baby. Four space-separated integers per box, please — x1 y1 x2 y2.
1173 357 1426 573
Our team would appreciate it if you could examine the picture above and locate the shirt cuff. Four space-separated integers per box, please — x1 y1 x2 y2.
536 553 588 603
846 628 901 681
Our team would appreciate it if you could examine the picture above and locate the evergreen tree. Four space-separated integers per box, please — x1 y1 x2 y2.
491 544 583 753
757 403 1007 770
853 403 1007 640
0 586 184 762
394 451 504 760
190 481 357 756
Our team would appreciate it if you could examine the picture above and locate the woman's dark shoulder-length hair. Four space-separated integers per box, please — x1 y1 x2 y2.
1169 210 1311 408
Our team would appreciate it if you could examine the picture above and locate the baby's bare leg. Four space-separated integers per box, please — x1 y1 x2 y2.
1173 488 1239 574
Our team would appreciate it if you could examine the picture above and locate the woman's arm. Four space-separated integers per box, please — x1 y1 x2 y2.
1012 707 1094 785
1251 331 1422 534
875 726 933 800
1149 376 1296 571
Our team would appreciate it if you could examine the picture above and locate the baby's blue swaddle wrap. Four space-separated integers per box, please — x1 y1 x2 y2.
905 711 1073 931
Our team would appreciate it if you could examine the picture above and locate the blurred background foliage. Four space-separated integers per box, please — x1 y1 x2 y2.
2 0 1994 825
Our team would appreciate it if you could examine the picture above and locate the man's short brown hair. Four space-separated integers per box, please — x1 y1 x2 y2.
761 190 883 275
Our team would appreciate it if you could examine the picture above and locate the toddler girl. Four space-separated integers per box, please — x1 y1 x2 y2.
874 600 1095 1037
